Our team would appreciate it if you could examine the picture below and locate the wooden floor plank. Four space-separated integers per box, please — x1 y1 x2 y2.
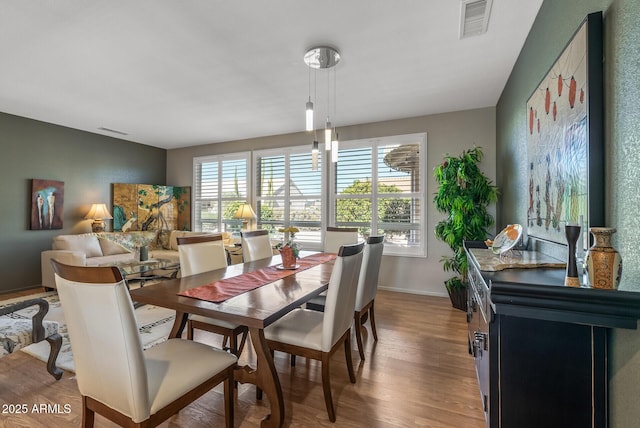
0 290 485 427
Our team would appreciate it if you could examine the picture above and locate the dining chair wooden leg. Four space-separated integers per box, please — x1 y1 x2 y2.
354 311 366 361
82 396 94 428
321 352 336 423
224 370 234 428
369 300 378 341
187 320 195 340
344 332 356 383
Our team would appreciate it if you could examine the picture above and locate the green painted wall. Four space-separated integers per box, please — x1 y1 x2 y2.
496 0 640 425
0 112 166 293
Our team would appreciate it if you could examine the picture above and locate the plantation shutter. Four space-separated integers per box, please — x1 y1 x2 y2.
255 146 324 249
332 133 426 257
193 153 250 233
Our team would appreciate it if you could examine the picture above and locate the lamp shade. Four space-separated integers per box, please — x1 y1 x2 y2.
233 203 257 220
84 203 113 220
85 203 113 233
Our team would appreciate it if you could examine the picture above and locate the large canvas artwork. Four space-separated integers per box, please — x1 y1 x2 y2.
112 183 191 232
526 12 604 245
30 179 64 230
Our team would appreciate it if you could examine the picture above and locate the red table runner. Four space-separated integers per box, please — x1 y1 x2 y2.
178 253 337 303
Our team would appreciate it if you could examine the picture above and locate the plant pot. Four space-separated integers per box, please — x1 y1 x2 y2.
447 286 467 312
279 246 297 269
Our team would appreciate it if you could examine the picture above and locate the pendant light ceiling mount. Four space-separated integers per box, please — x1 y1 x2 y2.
304 46 341 69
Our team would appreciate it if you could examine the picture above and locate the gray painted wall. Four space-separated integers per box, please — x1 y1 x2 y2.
0 112 166 293
496 0 640 425
167 107 497 297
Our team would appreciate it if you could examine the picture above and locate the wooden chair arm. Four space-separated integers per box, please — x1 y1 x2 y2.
0 298 49 343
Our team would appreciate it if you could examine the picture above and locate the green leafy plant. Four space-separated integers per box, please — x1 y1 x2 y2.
433 146 498 295
275 227 300 258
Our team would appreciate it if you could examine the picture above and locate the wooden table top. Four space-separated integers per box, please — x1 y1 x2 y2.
129 253 333 329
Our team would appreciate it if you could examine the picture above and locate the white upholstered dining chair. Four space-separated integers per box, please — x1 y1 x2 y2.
306 226 360 313
51 260 237 428
177 234 248 356
323 226 359 253
352 235 385 360
264 242 364 422
241 229 273 262
306 235 385 360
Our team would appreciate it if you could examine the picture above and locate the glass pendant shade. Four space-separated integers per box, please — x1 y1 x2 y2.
331 132 339 163
325 120 332 149
311 140 319 171
305 99 314 132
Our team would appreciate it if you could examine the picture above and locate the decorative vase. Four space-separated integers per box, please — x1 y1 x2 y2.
139 245 149 261
279 246 296 268
564 225 581 287
584 227 622 289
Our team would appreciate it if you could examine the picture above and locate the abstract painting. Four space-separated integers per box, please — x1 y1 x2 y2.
526 12 603 245
112 183 191 232
31 179 64 230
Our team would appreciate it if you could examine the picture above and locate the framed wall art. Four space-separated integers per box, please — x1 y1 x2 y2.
526 11 604 246
30 179 64 230
112 183 191 232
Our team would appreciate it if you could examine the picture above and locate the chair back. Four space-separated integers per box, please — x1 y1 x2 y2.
241 229 273 262
324 226 359 253
321 242 364 351
355 236 385 311
51 260 151 422
177 234 227 276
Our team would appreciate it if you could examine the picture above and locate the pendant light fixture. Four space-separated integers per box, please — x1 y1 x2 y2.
305 63 314 132
311 138 319 171
331 67 339 163
304 46 340 160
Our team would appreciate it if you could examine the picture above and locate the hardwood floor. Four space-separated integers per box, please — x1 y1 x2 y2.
0 290 485 427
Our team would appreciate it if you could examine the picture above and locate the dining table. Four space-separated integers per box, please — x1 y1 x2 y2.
129 251 335 428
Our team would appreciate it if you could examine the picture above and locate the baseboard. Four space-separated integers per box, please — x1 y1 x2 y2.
378 285 448 298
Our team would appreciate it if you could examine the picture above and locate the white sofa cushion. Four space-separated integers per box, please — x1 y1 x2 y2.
53 233 103 257
98 237 132 256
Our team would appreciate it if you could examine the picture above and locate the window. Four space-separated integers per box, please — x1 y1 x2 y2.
254 146 324 249
330 133 426 257
193 153 250 234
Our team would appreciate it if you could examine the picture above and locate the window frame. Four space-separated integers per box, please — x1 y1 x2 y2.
328 133 427 257
252 145 326 251
192 152 252 234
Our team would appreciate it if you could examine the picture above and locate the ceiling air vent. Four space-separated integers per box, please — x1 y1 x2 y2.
459 0 493 39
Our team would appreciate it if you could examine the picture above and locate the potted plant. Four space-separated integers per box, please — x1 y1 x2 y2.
433 146 498 311
276 226 300 268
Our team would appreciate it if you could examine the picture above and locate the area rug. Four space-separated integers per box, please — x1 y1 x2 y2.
0 291 175 373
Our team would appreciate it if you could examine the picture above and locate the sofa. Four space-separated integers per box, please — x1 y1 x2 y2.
41 230 219 289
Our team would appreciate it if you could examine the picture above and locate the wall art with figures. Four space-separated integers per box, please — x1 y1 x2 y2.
526 12 604 245
30 179 64 230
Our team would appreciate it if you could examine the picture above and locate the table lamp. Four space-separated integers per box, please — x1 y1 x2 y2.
234 203 257 230
85 203 113 232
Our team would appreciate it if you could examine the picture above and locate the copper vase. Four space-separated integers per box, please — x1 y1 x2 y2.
584 227 622 289
279 246 296 268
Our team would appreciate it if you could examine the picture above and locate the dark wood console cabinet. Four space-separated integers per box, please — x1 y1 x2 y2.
465 242 640 428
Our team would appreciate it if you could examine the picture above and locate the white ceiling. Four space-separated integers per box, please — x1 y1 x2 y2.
0 1 542 150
